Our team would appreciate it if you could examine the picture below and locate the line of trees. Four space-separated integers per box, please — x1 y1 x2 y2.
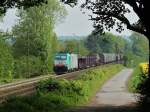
0 31 148 82
57 39 89 56
0 1 149 82
85 32 149 67
58 32 149 68
0 0 66 82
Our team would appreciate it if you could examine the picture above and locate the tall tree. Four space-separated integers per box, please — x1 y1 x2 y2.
62 0 150 39
130 33 149 59
58 39 89 56
12 0 66 77
85 33 126 54
123 32 149 67
0 32 14 79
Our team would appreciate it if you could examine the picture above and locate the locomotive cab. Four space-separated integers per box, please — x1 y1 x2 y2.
53 53 78 74
53 53 70 74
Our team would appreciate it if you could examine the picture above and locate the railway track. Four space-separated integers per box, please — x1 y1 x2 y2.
0 68 89 103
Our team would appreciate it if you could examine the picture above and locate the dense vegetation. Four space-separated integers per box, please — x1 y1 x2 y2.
57 32 149 68
0 1 149 84
0 0 149 111
0 34 14 83
57 39 89 56
128 67 145 93
0 64 123 112
0 31 149 83
12 0 65 77
85 33 125 54
0 0 66 83
85 32 149 67
128 63 149 112
138 73 150 112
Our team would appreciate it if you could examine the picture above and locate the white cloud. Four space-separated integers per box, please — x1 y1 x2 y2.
0 9 18 32
54 5 94 36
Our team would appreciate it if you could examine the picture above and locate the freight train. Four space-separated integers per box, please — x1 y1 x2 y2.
53 53 123 74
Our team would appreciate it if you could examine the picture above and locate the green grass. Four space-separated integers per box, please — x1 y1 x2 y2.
0 64 123 112
128 66 145 93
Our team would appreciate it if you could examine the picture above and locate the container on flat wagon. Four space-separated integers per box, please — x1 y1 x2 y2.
112 53 116 62
100 53 116 63
103 53 109 63
70 54 78 70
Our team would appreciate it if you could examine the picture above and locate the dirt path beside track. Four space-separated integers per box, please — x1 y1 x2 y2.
69 68 138 112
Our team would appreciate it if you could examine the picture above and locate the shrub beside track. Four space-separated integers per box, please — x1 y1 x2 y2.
0 64 123 112
128 62 149 93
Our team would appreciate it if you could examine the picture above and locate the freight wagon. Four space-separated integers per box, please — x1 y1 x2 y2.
99 53 117 64
78 54 98 69
53 53 123 74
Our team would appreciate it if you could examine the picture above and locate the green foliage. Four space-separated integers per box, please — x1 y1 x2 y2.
0 64 123 112
11 0 66 78
57 39 89 55
0 0 47 16
130 33 149 58
85 33 125 54
138 75 150 112
0 34 14 80
62 0 150 39
128 67 145 93
124 33 149 67
0 0 67 82
85 32 149 67
13 56 45 78
128 65 150 111
0 94 67 112
78 40 90 56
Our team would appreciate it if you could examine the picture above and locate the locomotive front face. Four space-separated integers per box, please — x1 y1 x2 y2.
53 54 68 73
54 55 67 66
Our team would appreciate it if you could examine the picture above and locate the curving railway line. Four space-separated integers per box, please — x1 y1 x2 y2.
0 68 92 103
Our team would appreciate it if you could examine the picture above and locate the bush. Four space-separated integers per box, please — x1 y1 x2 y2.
13 56 46 78
128 64 150 112
37 64 124 104
128 67 145 92
37 78 71 92
137 76 150 112
0 97 34 112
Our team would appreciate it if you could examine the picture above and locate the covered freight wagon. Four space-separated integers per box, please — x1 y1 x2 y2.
99 53 117 64
78 56 86 69
70 54 78 70
78 54 98 69
86 55 97 67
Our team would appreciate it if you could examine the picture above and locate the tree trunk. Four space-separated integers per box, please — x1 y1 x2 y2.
143 0 150 40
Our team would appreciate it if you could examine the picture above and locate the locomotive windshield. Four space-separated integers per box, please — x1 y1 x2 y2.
55 55 67 60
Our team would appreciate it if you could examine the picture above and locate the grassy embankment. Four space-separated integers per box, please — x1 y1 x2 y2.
128 67 143 93
128 65 148 93
0 64 123 112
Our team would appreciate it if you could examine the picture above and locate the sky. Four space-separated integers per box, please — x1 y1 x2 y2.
0 2 139 37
